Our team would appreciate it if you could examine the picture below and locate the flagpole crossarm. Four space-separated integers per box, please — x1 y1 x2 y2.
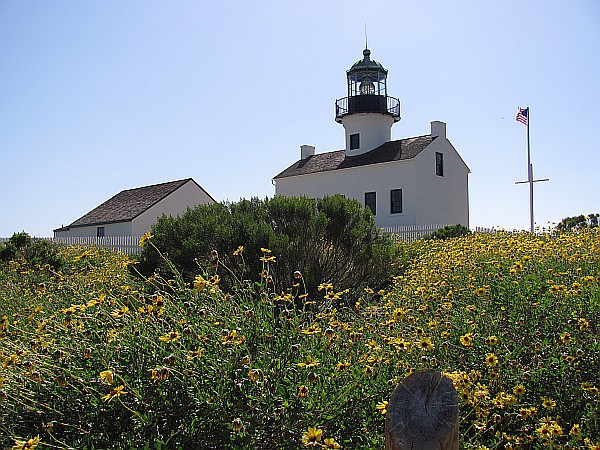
515 178 550 185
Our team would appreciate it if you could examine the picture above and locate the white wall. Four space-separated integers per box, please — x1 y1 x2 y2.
275 159 418 228
275 122 469 228
414 137 470 226
132 180 214 235
341 113 395 156
54 221 132 238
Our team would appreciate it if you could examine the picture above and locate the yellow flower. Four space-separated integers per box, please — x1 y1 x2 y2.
536 423 553 440
301 323 322 335
585 438 600 450
233 245 244 256
159 331 181 343
560 331 572 344
248 369 260 382
519 407 533 419
297 356 320 368
485 353 498 367
260 247 272 254
513 385 526 397
99 370 114 385
187 347 204 360
376 400 388 415
102 385 127 403
110 306 129 318
541 397 556 409
11 436 40 450
460 333 473 347
193 274 206 292
301 427 323 447
139 232 153 247
570 424 581 439
298 385 309 397
485 335 498 346
318 282 333 291
418 337 434 351
323 437 342 449
336 361 351 371
0 315 9 331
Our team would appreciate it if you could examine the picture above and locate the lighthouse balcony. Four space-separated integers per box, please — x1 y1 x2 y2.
335 95 400 123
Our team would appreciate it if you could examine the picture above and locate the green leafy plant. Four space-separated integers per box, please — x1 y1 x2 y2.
138 195 398 295
0 231 62 269
556 213 599 233
424 224 471 240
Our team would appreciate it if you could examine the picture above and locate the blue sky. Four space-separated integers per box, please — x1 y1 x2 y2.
1 0 598 236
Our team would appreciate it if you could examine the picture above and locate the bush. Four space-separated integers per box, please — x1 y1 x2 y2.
0 232 62 269
138 195 398 295
425 224 471 240
556 213 599 233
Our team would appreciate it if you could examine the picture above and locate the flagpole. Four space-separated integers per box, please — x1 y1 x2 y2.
515 106 548 232
527 107 534 233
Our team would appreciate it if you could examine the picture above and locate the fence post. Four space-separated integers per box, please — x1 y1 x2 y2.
385 370 458 450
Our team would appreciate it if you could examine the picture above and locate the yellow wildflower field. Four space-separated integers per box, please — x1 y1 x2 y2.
0 230 598 449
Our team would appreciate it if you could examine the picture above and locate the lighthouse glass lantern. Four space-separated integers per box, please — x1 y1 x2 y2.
336 48 400 122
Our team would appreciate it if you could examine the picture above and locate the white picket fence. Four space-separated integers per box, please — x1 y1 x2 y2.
381 224 454 242
49 236 143 255
1 225 497 255
0 236 142 255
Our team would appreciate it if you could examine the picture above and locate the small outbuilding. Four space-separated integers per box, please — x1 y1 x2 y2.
54 178 214 238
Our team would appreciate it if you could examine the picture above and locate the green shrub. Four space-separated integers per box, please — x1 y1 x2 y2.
425 224 471 240
138 195 398 295
556 213 599 233
0 232 63 269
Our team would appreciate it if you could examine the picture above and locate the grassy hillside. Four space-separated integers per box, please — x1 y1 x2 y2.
1 230 598 449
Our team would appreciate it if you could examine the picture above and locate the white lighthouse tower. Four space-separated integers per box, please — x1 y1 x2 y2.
335 48 400 156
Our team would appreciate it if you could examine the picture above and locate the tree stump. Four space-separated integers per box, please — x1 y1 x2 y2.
385 370 459 450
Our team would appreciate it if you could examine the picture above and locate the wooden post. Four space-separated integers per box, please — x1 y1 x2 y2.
385 370 459 450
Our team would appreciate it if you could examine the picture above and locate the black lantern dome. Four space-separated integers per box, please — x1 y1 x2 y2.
347 48 388 96
335 48 400 123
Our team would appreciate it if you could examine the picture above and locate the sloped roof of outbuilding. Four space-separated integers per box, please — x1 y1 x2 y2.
56 178 214 230
273 135 433 180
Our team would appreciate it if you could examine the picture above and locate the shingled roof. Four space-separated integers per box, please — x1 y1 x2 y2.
63 179 203 228
273 135 434 180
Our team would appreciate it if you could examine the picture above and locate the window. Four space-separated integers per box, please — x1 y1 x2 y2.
365 192 376 215
350 133 360 150
390 189 402 214
436 152 444 176
97 226 105 237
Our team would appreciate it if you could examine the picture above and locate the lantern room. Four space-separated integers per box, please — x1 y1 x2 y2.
335 48 400 123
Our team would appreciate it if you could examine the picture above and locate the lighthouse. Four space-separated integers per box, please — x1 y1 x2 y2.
273 46 469 230
335 48 400 157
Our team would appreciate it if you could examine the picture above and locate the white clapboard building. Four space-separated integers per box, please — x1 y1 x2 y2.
54 178 214 238
273 48 470 228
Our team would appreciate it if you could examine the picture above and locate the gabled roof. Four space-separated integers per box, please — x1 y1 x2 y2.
273 135 433 180
58 178 211 230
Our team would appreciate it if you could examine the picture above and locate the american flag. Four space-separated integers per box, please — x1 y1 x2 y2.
516 107 528 125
